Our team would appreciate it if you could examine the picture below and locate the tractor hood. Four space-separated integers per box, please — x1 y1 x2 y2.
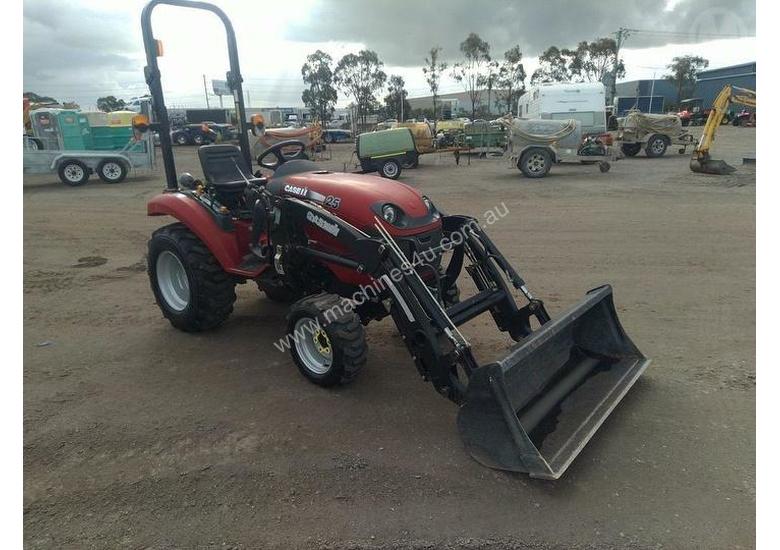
269 170 441 235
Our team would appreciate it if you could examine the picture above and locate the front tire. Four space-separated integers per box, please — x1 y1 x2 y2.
148 223 236 332
380 158 402 179
518 147 552 178
287 293 367 386
645 135 668 158
58 160 90 186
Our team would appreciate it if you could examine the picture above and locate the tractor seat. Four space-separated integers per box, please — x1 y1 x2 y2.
198 144 260 190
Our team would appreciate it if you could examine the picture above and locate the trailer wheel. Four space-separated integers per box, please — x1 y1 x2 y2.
58 160 90 186
645 135 668 158
518 148 552 178
621 143 642 157
148 223 237 332
380 159 402 179
287 293 367 386
97 159 128 183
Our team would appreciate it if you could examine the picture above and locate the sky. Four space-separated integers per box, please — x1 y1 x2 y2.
23 0 756 111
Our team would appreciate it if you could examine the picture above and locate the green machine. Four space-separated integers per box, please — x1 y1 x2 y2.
28 109 134 151
356 128 417 179
464 120 507 153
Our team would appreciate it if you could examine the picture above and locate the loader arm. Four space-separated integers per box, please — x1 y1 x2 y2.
691 85 756 174
359 216 650 479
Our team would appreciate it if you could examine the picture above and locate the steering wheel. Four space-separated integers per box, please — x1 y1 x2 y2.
256 139 308 171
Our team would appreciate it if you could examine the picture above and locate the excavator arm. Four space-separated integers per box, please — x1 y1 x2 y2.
691 85 756 174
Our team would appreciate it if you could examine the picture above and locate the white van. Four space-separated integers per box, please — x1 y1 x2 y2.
517 82 607 135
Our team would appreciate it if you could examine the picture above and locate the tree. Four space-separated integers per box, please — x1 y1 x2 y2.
23 92 58 104
497 46 526 114
484 60 500 116
665 55 709 103
422 46 447 121
334 50 387 129
96 96 126 112
531 38 624 87
451 33 491 119
301 50 338 123
383 75 411 121
576 38 624 84
530 46 579 84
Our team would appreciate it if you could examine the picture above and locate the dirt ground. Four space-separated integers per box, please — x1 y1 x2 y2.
23 127 756 549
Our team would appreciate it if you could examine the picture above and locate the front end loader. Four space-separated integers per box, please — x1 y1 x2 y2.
139 0 650 479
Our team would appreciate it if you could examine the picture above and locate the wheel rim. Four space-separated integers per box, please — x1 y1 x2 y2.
383 162 398 177
651 139 665 154
526 153 546 173
102 162 122 180
177 136 187 144
63 164 84 182
293 318 332 375
156 250 190 311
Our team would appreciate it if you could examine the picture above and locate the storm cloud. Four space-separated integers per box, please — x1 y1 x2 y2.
285 0 755 66
23 0 145 103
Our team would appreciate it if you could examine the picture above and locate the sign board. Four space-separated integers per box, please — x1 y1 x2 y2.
212 79 230 96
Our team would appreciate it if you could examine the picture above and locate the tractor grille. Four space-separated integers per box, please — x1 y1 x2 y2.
397 229 444 269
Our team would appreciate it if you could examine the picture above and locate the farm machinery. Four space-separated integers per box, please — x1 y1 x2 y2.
140 0 649 479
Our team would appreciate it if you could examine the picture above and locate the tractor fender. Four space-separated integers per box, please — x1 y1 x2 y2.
147 192 253 276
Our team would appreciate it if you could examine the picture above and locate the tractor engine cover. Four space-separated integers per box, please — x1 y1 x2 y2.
266 171 441 237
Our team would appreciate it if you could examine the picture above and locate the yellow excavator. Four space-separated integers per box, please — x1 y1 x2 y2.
690 85 756 174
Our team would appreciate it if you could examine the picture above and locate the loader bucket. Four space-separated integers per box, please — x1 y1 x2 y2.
690 155 736 175
457 285 649 479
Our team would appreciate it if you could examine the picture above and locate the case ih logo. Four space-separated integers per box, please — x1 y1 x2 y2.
306 211 340 237
284 184 308 197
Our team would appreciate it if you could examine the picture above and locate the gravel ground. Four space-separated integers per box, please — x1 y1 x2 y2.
24 126 755 548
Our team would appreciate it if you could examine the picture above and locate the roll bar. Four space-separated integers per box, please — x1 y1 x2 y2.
141 0 252 189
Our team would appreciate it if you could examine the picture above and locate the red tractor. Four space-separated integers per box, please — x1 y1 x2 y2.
139 0 649 479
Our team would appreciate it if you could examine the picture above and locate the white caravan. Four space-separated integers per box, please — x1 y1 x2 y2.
517 82 607 135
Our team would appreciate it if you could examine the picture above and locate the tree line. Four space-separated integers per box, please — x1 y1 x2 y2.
301 33 713 125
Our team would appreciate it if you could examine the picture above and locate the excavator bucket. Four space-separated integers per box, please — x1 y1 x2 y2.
690 155 737 175
457 285 649 479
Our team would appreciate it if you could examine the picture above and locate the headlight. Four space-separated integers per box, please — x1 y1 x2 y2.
382 204 398 224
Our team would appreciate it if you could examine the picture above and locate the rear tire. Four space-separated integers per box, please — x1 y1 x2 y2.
148 223 236 332
380 159 402 179
287 293 367 386
645 135 668 158
97 159 128 183
518 148 552 178
58 160 90 186
621 143 642 157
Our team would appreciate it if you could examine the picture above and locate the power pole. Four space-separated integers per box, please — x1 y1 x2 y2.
202 74 210 109
611 27 632 104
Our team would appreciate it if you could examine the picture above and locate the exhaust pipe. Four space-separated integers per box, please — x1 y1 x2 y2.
457 285 650 479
